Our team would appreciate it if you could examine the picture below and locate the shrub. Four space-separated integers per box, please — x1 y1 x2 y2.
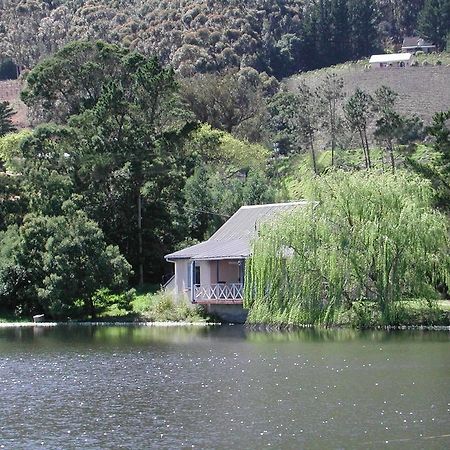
136 290 206 322
92 288 135 316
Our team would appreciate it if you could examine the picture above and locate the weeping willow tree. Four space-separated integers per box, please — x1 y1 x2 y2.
244 171 450 326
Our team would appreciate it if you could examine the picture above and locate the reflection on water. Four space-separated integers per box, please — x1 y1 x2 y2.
0 325 449 449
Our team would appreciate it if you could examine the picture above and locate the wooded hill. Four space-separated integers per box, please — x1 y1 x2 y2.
1 0 449 79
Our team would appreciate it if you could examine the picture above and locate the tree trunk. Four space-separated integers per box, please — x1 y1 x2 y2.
310 137 318 175
388 141 395 174
330 102 336 167
137 193 144 287
363 127 371 169
359 129 369 169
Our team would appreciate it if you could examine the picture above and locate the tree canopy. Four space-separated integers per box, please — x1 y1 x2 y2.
0 0 442 80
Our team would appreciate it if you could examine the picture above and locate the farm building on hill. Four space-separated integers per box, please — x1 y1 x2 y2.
369 53 414 68
402 37 436 54
165 202 309 322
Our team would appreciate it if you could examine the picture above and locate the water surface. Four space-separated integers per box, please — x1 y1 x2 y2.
0 325 449 449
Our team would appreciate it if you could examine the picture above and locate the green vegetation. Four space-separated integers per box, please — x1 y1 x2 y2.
132 290 206 323
244 172 449 327
0 41 276 320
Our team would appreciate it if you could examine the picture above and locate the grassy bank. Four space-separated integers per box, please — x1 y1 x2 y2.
0 286 208 324
93 288 208 323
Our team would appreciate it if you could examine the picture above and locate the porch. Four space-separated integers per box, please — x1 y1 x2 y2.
193 283 243 304
190 259 245 304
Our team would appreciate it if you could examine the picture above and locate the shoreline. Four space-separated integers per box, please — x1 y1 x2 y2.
0 321 449 331
0 321 220 328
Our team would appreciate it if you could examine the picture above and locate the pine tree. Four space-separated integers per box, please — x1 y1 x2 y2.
418 0 450 50
316 0 334 68
348 0 379 58
318 73 345 167
0 101 16 137
330 0 352 63
344 88 374 169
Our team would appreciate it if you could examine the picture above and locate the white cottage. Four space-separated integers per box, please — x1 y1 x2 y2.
401 37 436 54
165 202 308 321
369 53 414 68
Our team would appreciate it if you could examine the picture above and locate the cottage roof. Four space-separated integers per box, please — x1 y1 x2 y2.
402 36 434 48
369 53 412 64
165 202 309 261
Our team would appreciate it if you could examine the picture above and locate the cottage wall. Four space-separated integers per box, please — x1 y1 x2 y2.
197 260 213 285
212 260 240 284
174 259 189 295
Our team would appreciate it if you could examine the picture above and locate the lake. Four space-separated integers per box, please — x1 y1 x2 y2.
0 325 449 449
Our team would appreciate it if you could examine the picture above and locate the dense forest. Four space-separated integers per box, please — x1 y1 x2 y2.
1 0 450 79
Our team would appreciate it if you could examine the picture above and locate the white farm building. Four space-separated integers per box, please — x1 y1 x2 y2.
369 53 414 68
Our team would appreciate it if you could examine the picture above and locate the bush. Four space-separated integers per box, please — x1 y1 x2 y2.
136 290 206 322
92 288 135 316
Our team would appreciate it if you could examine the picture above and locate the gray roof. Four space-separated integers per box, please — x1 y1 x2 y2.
165 202 309 261
402 36 434 47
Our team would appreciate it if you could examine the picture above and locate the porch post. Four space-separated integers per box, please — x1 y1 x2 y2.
216 260 220 283
239 259 245 284
191 260 196 303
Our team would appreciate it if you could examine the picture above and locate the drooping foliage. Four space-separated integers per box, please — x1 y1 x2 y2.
244 171 449 326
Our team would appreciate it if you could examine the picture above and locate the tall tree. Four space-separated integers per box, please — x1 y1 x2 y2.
330 0 352 63
344 88 374 169
349 0 379 58
418 0 450 50
373 86 403 173
317 73 345 167
296 82 320 174
21 41 191 285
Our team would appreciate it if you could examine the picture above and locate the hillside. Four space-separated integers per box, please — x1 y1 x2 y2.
287 64 450 125
0 80 28 128
1 0 447 79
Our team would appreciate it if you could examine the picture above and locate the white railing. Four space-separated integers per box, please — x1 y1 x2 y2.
193 283 244 303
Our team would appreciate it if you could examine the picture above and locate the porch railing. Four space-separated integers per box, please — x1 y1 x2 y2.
193 283 244 303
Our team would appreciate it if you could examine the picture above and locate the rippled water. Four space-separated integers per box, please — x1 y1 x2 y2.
0 325 449 449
